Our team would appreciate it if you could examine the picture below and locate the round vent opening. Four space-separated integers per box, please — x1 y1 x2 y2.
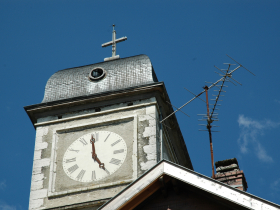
89 67 106 81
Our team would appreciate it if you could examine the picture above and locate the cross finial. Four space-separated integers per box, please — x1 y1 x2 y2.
102 24 127 61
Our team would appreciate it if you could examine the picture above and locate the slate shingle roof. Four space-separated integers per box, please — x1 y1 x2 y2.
42 55 158 103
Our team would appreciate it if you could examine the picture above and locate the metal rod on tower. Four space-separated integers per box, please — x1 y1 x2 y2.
112 25 116 57
204 86 215 178
166 101 190 117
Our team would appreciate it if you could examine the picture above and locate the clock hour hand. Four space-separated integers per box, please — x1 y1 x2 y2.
90 135 105 169
96 157 105 169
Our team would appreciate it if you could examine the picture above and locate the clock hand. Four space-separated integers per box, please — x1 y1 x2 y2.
90 135 97 160
90 135 105 169
95 157 105 169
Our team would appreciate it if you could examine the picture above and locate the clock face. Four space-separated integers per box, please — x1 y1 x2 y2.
63 131 127 182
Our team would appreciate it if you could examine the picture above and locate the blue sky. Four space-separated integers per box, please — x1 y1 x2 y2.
0 1 280 209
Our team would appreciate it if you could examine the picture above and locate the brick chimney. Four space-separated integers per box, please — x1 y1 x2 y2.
214 158 248 191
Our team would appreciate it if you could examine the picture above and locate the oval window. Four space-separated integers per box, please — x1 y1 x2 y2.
89 67 106 81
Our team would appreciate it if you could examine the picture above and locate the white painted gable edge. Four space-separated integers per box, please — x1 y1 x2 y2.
98 160 280 210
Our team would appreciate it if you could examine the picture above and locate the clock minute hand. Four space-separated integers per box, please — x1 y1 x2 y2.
90 135 97 160
90 135 105 169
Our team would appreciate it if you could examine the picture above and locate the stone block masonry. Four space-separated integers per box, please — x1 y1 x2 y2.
29 127 50 209
139 105 160 171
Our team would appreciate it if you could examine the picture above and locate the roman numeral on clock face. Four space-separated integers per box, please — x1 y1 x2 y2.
92 171 96 180
111 139 121 147
69 148 79 153
95 132 99 142
109 158 121 165
76 170 86 180
92 132 99 142
68 164 79 174
104 133 111 142
113 149 124 154
65 157 76 163
79 138 88 146
104 168 110 175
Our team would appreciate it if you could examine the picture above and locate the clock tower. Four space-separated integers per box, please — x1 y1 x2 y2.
25 30 193 210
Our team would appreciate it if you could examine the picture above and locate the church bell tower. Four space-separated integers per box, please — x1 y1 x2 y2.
25 27 193 210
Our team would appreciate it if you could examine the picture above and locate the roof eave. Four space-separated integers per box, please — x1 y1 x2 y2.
98 160 280 210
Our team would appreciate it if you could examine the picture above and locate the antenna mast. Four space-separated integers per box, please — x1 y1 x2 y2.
203 85 215 178
201 63 232 178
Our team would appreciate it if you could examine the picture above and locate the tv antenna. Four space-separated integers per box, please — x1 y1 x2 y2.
161 54 255 178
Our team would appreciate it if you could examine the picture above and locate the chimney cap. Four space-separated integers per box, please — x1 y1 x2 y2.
215 158 238 168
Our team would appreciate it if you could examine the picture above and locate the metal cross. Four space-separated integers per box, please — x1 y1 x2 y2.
102 24 127 61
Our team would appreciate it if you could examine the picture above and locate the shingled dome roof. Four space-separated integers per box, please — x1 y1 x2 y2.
42 55 158 103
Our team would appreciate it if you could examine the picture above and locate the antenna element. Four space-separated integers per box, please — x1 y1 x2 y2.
161 55 254 178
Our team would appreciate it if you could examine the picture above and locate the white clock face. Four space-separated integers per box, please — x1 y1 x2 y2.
63 131 127 182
